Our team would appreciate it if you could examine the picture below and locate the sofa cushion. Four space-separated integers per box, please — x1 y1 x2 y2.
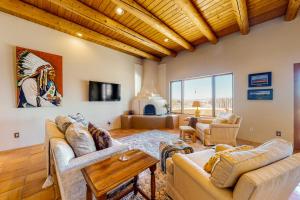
185 149 215 169
204 145 253 173
196 123 210 135
65 123 96 157
210 138 293 188
88 123 112 150
55 115 75 133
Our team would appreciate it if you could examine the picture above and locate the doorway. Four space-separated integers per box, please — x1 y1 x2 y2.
294 63 300 150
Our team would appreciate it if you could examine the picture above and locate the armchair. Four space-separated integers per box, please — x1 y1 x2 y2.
196 115 242 146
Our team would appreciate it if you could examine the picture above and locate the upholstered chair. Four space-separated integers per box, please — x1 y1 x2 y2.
196 114 242 146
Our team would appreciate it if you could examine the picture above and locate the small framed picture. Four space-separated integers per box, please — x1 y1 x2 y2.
248 89 273 100
248 72 272 87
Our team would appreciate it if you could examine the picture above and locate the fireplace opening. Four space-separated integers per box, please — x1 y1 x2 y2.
144 104 156 115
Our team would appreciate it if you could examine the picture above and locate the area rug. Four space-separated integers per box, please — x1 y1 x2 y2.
116 130 207 200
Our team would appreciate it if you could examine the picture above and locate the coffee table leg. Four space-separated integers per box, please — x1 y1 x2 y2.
150 165 156 200
86 184 92 200
133 175 139 195
98 194 106 200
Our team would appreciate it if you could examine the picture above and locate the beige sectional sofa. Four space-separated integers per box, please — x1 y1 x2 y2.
45 119 129 200
166 139 300 200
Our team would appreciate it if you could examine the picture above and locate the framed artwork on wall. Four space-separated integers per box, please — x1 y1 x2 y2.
16 47 63 108
248 72 272 87
247 89 273 100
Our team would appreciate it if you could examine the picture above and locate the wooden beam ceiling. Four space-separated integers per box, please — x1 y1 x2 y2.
110 0 195 51
0 0 160 61
231 0 250 34
49 0 176 57
173 0 218 44
285 0 300 21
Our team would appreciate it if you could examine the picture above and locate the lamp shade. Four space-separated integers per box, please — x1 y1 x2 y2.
192 101 201 107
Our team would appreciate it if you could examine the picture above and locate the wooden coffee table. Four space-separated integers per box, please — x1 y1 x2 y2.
81 149 159 200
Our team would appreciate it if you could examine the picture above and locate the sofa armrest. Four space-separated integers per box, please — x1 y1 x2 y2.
210 123 240 128
58 143 129 174
172 154 232 200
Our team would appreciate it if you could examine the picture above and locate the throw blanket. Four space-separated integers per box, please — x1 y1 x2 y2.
160 144 194 173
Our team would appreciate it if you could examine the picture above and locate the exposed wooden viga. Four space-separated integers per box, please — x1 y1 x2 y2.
49 0 176 57
285 0 300 21
173 0 218 44
110 0 195 51
0 0 160 61
231 0 250 34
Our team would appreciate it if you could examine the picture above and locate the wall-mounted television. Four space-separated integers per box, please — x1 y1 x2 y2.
89 81 121 101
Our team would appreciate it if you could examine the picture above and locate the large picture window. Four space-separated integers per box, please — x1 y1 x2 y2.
170 73 233 116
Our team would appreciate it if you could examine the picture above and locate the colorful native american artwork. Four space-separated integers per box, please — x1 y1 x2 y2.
16 47 63 108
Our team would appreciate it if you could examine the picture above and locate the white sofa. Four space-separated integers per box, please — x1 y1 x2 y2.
166 149 300 200
45 119 129 200
196 116 242 146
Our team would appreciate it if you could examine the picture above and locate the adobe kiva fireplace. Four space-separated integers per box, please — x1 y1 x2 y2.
131 60 168 116
132 92 167 115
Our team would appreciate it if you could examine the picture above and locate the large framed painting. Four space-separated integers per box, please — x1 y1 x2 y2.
16 47 63 108
247 89 273 100
248 72 272 87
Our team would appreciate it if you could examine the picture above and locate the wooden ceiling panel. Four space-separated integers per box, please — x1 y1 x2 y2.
2 0 294 60
80 0 182 50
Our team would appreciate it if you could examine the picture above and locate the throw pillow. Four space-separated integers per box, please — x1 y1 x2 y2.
55 115 75 133
188 117 198 128
210 138 293 188
65 123 96 157
215 112 239 124
69 113 89 127
204 145 253 173
226 113 239 124
88 123 113 150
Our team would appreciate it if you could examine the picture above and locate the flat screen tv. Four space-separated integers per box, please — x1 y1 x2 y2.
89 81 121 101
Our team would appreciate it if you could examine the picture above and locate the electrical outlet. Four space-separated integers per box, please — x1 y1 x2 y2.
276 131 282 137
14 132 20 138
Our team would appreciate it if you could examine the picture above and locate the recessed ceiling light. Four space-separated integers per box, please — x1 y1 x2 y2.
115 7 124 15
164 38 169 42
77 33 83 37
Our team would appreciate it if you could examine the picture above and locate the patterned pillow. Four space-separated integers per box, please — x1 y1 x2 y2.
69 113 89 127
88 123 113 150
65 123 96 157
188 117 198 128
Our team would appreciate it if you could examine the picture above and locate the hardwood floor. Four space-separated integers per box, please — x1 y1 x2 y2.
0 129 299 200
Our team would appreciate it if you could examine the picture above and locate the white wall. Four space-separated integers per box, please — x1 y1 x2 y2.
141 60 159 94
162 16 300 144
0 12 141 151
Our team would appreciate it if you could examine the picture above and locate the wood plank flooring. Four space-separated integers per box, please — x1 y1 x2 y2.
0 129 299 200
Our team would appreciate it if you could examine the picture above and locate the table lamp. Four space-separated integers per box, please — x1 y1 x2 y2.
192 101 201 117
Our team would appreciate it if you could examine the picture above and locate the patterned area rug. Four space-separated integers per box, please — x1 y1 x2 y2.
116 130 207 200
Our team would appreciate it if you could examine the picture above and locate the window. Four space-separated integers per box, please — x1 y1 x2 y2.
215 74 233 115
184 77 212 116
170 81 182 113
170 73 233 116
